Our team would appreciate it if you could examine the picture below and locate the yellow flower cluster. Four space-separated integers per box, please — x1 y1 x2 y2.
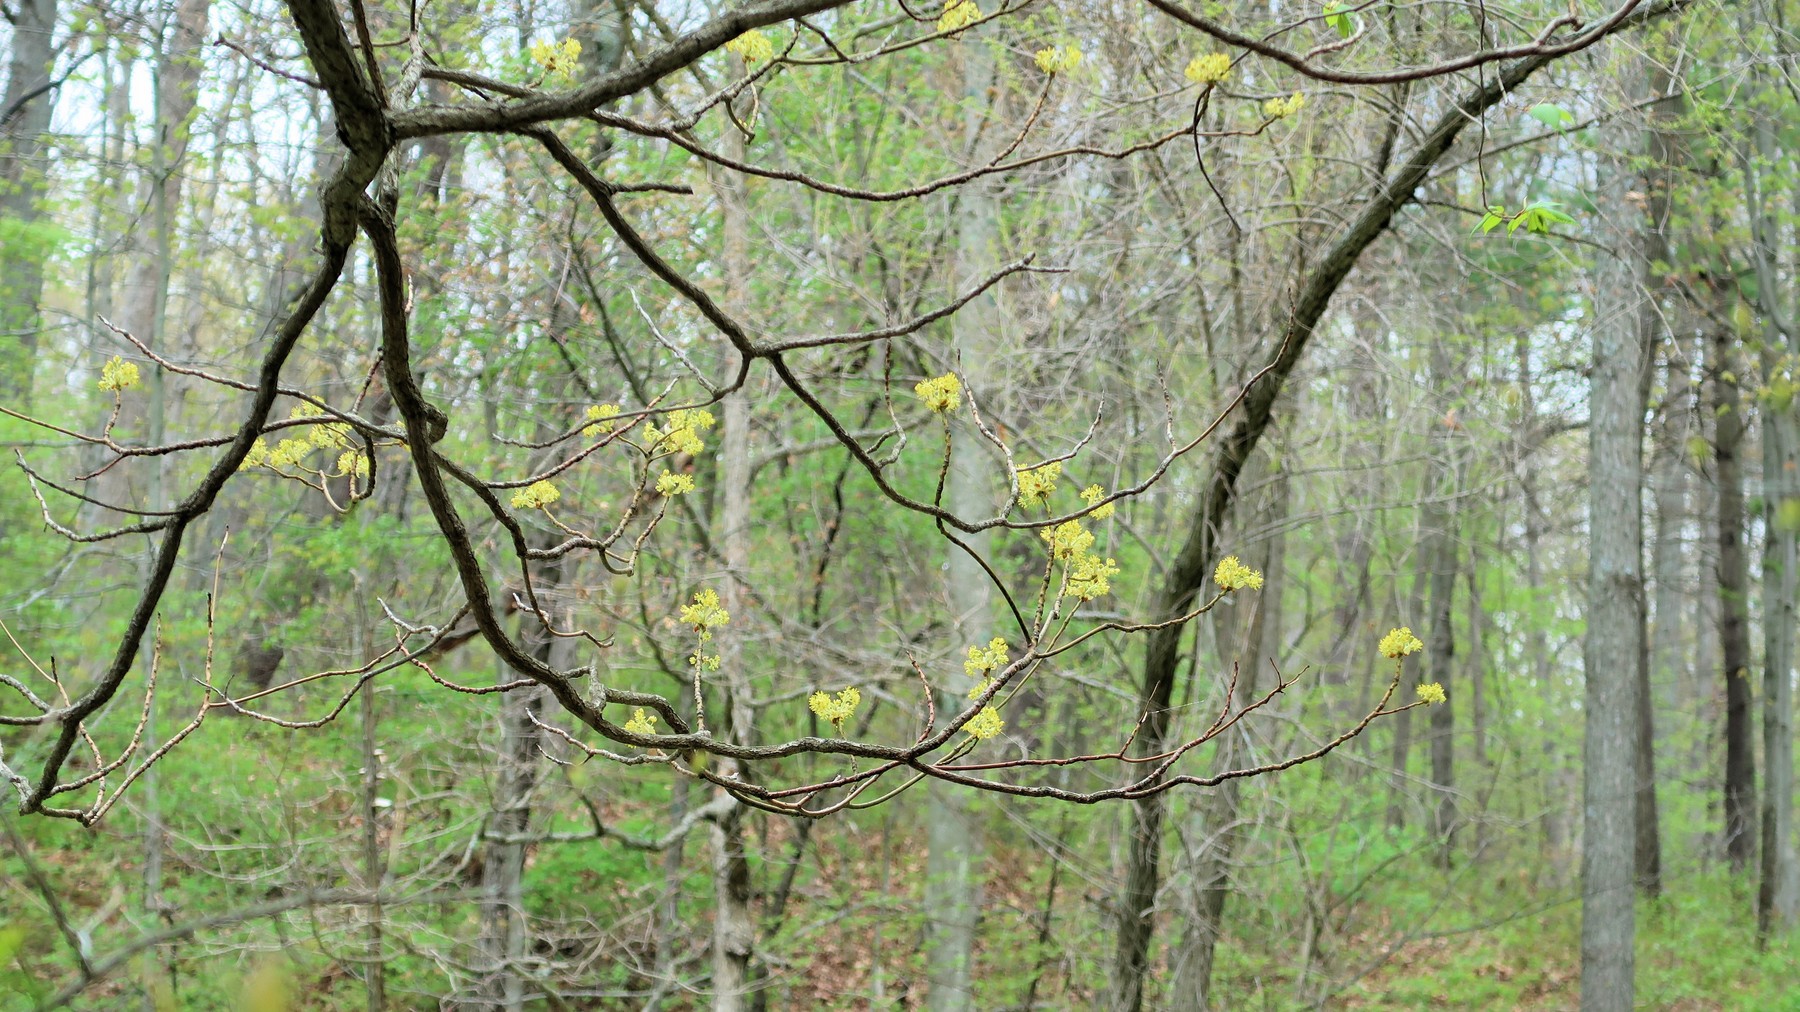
1034 44 1081 74
645 408 715 456
266 438 314 470
965 706 1004 740
529 37 582 78
510 480 561 510
1041 520 1095 562
964 637 1010 678
98 356 141 392
1018 462 1062 508
1416 682 1446 705
584 403 621 437
1080 484 1116 519
682 588 730 673
937 0 981 34
240 407 359 476
1264 92 1307 118
1380 627 1424 658
680 588 730 633
1213 555 1264 592
655 470 695 496
335 450 370 479
809 686 861 733
914 373 962 414
293 404 352 451
1040 519 1120 601
623 707 658 735
1185 53 1231 84
1066 552 1121 601
725 29 774 64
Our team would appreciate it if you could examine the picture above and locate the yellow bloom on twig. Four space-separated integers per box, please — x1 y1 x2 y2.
1034 44 1081 74
809 686 861 733
1213 555 1263 592
529 37 582 79
655 471 695 496
1264 92 1307 118
937 0 981 34
1067 553 1120 601
584 403 621 437
1416 682 1446 705
1380 627 1424 658
1080 484 1116 519
98 356 140 392
680 588 730 633
1184 53 1231 84
510 480 561 510
966 706 1004 740
1041 520 1094 562
914 373 963 413
1017 462 1061 508
964 637 1010 678
623 708 658 735
725 29 774 64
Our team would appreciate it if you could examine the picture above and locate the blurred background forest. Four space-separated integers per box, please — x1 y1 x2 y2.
1 0 1798 1007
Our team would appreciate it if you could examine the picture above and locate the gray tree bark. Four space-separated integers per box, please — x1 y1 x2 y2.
709 95 757 1011
1422 341 1462 862
1580 139 1648 1012
1166 465 1287 1008
0 0 60 406
1711 308 1758 872
1749 110 1799 939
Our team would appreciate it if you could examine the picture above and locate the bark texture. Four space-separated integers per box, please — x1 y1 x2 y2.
1580 147 1647 1012
0 0 60 405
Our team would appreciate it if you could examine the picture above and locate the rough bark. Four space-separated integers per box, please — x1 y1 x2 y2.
1750 112 1799 938
1631 57 1683 899
1580 143 1647 1012
923 37 1001 1012
1711 316 1757 872
0 0 60 406
709 93 757 1011
1422 342 1461 862
1166 467 1287 1008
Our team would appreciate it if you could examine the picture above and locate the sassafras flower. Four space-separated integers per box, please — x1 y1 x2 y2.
915 373 963 413
1213 555 1263 591
1380 627 1424 658
1184 53 1231 84
965 706 1004 740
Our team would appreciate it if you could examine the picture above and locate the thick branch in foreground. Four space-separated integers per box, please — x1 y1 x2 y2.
1108 2 1688 1005
17 243 351 815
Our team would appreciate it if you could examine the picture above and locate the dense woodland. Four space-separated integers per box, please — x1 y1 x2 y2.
0 0 1797 1007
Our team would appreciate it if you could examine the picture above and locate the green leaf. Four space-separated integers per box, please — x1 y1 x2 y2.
1477 206 1506 234
1526 103 1575 129
1322 2 1355 37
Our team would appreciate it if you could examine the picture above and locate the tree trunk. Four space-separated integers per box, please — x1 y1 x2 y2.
476 616 558 1011
1749 111 1799 939
1166 467 1287 1008
1759 369 1799 938
925 38 999 1012
1712 313 1757 872
709 97 757 1011
1422 342 1461 862
0 0 60 406
1580 138 1648 1012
